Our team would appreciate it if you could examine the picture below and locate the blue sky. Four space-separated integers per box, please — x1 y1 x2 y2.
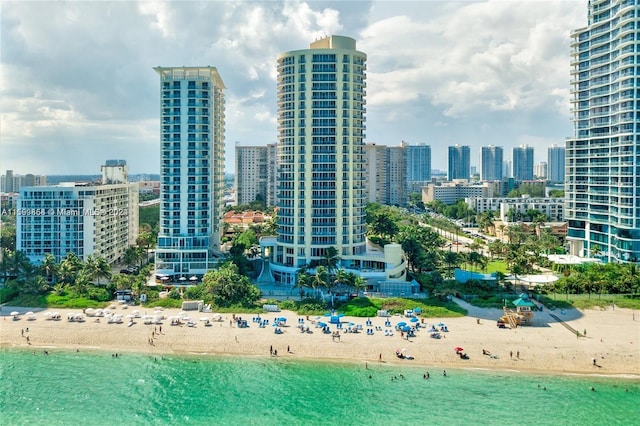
0 0 587 175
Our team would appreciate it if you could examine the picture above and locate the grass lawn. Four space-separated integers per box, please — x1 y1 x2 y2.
485 260 509 274
540 293 640 310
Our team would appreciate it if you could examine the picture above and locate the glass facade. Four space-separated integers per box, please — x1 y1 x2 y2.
154 67 226 276
566 0 640 263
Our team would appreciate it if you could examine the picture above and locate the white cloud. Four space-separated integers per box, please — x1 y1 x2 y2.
0 0 589 173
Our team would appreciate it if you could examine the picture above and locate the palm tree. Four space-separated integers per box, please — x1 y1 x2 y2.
84 255 112 285
312 266 328 300
351 274 367 297
41 253 59 284
323 247 341 277
0 248 14 282
294 270 311 300
13 250 34 283
59 252 83 284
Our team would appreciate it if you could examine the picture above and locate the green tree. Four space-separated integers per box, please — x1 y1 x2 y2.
201 262 261 308
84 255 112 285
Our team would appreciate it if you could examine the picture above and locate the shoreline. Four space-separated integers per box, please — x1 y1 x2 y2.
2 344 640 382
2 306 639 378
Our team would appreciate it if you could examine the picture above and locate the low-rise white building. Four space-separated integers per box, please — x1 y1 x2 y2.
17 162 139 264
466 195 565 222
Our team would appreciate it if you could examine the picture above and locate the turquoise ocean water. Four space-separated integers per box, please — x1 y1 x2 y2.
1 349 638 426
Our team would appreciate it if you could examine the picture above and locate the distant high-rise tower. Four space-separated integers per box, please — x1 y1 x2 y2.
153 66 226 278
481 146 503 181
547 145 565 183
387 146 408 205
512 145 534 180
567 0 640 263
404 142 431 182
448 145 470 180
236 145 268 206
364 143 388 204
534 162 548 179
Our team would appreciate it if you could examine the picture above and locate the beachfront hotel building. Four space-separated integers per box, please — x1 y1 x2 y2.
480 145 503 181
512 144 534 181
235 145 268 206
153 66 226 278
566 0 640 263
264 35 406 286
448 145 471 181
547 145 566 183
16 161 139 264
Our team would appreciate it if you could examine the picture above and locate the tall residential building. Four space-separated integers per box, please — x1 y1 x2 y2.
481 145 503 181
153 66 226 278
567 0 640 263
534 162 548 179
364 143 388 204
512 145 534 180
17 162 138 264
547 144 566 183
448 145 470 180
235 145 267 205
387 146 408 205
267 35 406 285
1 170 46 193
364 143 413 206
502 160 512 179
403 142 431 182
265 143 278 207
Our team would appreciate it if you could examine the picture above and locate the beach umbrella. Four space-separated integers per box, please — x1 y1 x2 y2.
318 322 327 327
438 322 446 327
401 326 411 332
348 322 355 327
397 321 407 327
410 317 419 323
10 311 19 316
455 347 464 352
189 276 198 281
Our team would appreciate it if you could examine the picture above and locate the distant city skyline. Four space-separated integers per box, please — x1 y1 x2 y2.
1 1 587 175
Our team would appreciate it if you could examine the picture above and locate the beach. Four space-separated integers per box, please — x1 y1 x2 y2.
1 304 639 377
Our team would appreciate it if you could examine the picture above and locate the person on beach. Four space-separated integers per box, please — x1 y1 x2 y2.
517 351 520 359
287 345 290 353
510 351 513 359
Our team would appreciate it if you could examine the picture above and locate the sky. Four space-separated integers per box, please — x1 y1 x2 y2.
0 0 588 176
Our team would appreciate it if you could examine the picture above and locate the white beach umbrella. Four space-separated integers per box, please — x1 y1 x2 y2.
10 311 19 316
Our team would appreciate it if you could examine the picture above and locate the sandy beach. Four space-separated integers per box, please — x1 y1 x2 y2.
1 304 638 377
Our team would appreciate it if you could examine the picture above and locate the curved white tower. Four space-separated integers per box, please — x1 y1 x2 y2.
272 36 367 281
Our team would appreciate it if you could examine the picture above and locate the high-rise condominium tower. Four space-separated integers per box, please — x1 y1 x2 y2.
481 145 503 181
512 145 534 180
567 0 640 263
272 35 367 272
547 144 565 183
153 67 226 278
404 142 431 182
236 145 268 206
267 36 406 286
448 145 470 180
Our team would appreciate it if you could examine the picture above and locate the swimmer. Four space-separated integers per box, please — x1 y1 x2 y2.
443 370 447 377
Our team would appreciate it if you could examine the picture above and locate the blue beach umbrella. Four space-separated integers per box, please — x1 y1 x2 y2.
410 317 419 323
401 326 411 332
397 322 407 327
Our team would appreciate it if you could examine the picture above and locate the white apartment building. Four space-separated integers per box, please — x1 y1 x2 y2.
235 145 268 206
567 0 640 263
265 143 278 207
17 162 138 264
466 196 565 222
153 66 226 278
422 182 493 205
267 35 406 285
